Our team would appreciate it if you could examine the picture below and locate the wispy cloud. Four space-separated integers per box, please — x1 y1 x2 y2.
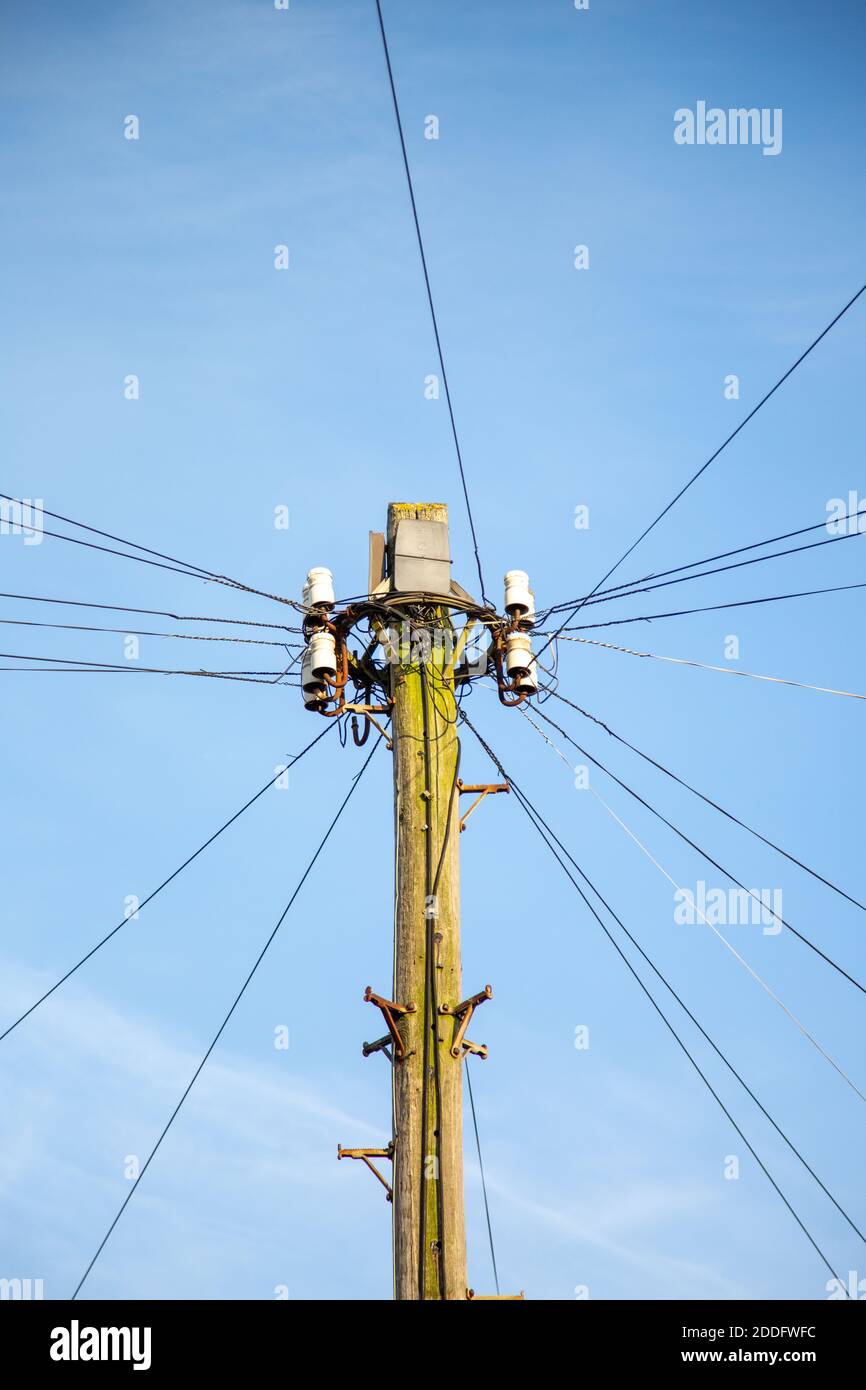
0 960 385 1298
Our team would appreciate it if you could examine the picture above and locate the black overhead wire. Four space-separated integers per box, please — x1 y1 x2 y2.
373 0 491 609
540 526 866 619
465 1058 501 1295
515 782 866 1252
549 636 866 704
539 510 866 619
0 617 299 647
0 492 223 577
70 734 382 1300
535 283 866 663
0 492 302 613
548 688 866 915
0 667 301 685
459 712 854 1290
525 703 866 998
0 651 298 683
21 521 301 612
0 590 302 632
14 522 225 584
0 721 337 1046
548 579 866 633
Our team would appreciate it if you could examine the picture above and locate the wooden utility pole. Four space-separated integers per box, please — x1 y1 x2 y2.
338 502 518 1298
387 502 467 1300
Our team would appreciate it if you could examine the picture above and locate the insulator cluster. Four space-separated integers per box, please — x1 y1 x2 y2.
297 563 543 717
501 569 538 696
299 567 341 712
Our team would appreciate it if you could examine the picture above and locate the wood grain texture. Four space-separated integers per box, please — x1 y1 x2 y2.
387 503 467 1300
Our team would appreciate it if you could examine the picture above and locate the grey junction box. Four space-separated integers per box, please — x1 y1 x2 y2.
391 517 452 598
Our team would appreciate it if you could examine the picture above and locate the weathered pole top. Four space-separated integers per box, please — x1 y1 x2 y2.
367 502 480 610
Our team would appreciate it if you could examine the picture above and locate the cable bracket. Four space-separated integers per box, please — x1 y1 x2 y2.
337 1142 394 1202
457 780 509 832
439 983 492 1059
363 986 416 1061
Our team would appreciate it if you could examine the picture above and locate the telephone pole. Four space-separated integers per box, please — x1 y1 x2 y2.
387 502 467 1300
324 501 531 1299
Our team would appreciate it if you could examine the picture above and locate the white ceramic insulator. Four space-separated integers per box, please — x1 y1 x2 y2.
301 580 311 608
504 569 534 621
302 647 326 705
306 566 335 609
505 631 533 677
514 658 538 695
309 629 337 680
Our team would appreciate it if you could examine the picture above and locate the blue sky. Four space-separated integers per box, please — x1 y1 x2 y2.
1 0 865 1300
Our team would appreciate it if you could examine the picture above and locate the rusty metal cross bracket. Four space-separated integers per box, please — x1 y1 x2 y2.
363 986 416 1062
337 1143 394 1202
439 984 492 1060
457 780 509 833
